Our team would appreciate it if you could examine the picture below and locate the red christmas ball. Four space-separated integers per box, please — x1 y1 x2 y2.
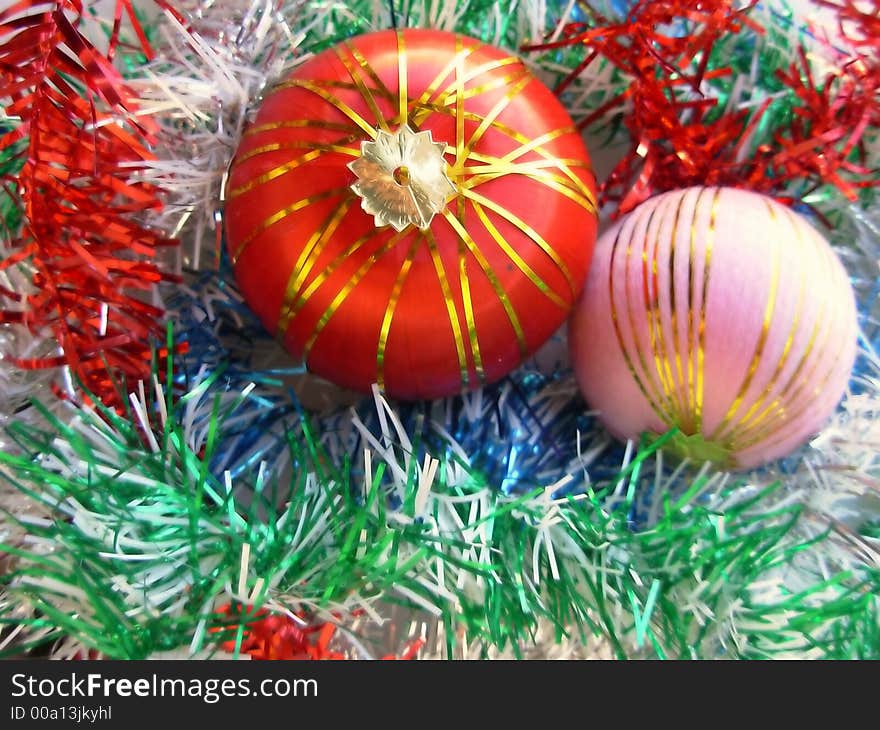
225 29 597 399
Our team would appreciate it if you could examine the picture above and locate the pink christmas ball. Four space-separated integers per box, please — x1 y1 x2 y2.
569 186 858 470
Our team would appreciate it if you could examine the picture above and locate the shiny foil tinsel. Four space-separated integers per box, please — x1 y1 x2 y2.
0 1 878 660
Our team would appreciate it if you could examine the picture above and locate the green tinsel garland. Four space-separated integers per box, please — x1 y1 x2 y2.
1 344 877 659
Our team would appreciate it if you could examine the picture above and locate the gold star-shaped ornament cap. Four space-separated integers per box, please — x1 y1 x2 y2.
349 125 457 232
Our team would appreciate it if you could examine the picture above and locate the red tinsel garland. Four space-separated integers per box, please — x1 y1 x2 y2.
215 606 424 660
524 0 880 214
0 0 177 409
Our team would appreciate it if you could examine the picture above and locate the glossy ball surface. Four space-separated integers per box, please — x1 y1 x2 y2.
225 29 598 400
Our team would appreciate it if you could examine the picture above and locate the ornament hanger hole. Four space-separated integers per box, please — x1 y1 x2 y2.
392 166 411 186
